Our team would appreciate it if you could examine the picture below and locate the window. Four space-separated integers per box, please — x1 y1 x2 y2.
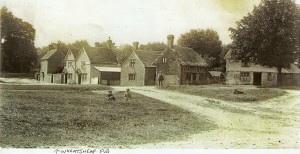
234 74 240 79
241 60 250 67
82 73 87 81
162 58 167 63
130 59 135 67
68 73 73 79
267 73 274 81
128 74 136 81
67 61 72 68
240 72 250 81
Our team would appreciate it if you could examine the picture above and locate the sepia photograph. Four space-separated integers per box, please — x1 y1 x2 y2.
0 0 300 154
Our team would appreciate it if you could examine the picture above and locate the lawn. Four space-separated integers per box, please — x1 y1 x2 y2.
158 85 286 102
0 84 215 148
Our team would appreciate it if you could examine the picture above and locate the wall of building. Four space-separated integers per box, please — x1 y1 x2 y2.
52 74 62 84
64 51 76 84
261 72 277 87
75 49 91 84
121 52 145 86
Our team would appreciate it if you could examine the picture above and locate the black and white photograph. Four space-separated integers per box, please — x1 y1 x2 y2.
0 0 300 154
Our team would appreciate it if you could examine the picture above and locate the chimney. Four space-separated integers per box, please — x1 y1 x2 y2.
167 35 174 48
95 42 100 47
132 42 139 51
48 44 55 51
106 37 113 49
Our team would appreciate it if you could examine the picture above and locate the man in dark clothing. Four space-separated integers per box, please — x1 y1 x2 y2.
157 71 164 86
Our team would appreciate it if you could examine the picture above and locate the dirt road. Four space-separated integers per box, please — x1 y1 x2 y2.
113 86 300 148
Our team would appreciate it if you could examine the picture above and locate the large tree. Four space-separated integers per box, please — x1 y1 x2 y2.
1 7 37 73
229 0 300 86
177 29 222 68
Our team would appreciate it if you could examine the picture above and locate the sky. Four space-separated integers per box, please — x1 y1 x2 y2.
1 0 299 48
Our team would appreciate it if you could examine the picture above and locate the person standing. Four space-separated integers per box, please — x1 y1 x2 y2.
157 71 164 86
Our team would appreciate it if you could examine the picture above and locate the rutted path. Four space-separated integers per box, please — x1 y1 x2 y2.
113 86 300 148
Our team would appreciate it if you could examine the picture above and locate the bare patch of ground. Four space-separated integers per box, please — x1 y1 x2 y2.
113 86 300 148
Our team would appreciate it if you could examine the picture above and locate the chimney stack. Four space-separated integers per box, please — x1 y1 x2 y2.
132 42 139 51
95 42 100 47
106 37 113 49
167 35 174 48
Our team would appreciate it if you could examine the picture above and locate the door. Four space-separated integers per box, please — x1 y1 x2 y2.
253 72 262 86
64 73 68 84
78 74 81 84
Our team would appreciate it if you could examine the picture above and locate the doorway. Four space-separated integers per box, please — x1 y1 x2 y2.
253 72 262 86
78 74 81 84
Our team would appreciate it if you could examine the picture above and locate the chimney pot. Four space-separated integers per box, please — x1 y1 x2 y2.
132 42 139 51
167 35 174 48
106 37 113 49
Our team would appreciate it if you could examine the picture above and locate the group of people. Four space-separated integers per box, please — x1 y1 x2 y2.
107 88 131 101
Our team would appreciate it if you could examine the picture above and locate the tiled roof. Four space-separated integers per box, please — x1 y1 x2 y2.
84 46 118 65
41 49 57 60
155 46 208 67
134 50 162 67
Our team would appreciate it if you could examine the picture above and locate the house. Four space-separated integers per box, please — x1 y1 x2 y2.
154 35 210 85
120 42 161 86
209 71 225 83
62 48 80 84
74 38 120 85
225 50 300 86
39 45 66 83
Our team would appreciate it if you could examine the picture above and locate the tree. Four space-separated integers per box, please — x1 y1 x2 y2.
1 7 37 73
139 42 167 51
115 44 133 64
229 0 300 86
177 29 222 68
67 40 90 49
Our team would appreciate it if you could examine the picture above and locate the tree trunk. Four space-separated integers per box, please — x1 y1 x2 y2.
277 67 282 87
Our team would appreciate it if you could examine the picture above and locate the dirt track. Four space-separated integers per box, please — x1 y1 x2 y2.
113 86 300 148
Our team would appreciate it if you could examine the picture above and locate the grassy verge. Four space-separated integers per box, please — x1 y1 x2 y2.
158 85 286 102
0 85 215 148
0 84 111 91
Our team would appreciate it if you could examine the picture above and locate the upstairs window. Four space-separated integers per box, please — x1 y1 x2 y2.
128 74 136 81
162 58 167 63
130 59 135 67
68 73 73 79
67 61 72 68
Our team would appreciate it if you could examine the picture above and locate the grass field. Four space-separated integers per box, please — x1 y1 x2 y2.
0 84 215 148
158 85 286 102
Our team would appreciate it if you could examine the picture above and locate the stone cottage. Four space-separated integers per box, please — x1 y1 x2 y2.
225 50 300 86
120 42 161 86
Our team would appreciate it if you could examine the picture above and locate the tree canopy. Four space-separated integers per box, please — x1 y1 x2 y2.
1 7 37 73
177 29 222 68
229 0 300 85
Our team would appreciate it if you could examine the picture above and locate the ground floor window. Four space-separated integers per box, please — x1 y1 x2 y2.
240 72 250 81
82 73 87 80
128 74 136 81
68 73 72 79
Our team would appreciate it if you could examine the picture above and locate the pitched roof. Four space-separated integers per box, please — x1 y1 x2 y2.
282 64 300 73
224 49 233 59
155 46 208 67
134 50 162 67
41 49 57 60
84 46 118 65
71 48 80 58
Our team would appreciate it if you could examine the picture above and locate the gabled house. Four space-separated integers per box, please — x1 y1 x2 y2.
120 42 161 86
75 39 120 85
39 45 66 83
62 48 80 84
225 50 300 86
154 35 210 85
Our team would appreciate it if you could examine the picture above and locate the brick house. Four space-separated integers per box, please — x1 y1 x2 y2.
75 39 120 85
120 42 161 86
39 45 66 83
154 35 210 85
225 50 300 86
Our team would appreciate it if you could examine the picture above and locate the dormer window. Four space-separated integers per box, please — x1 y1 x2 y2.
130 59 135 67
162 58 167 63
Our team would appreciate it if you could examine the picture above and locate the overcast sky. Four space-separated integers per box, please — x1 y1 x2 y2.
1 0 300 48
